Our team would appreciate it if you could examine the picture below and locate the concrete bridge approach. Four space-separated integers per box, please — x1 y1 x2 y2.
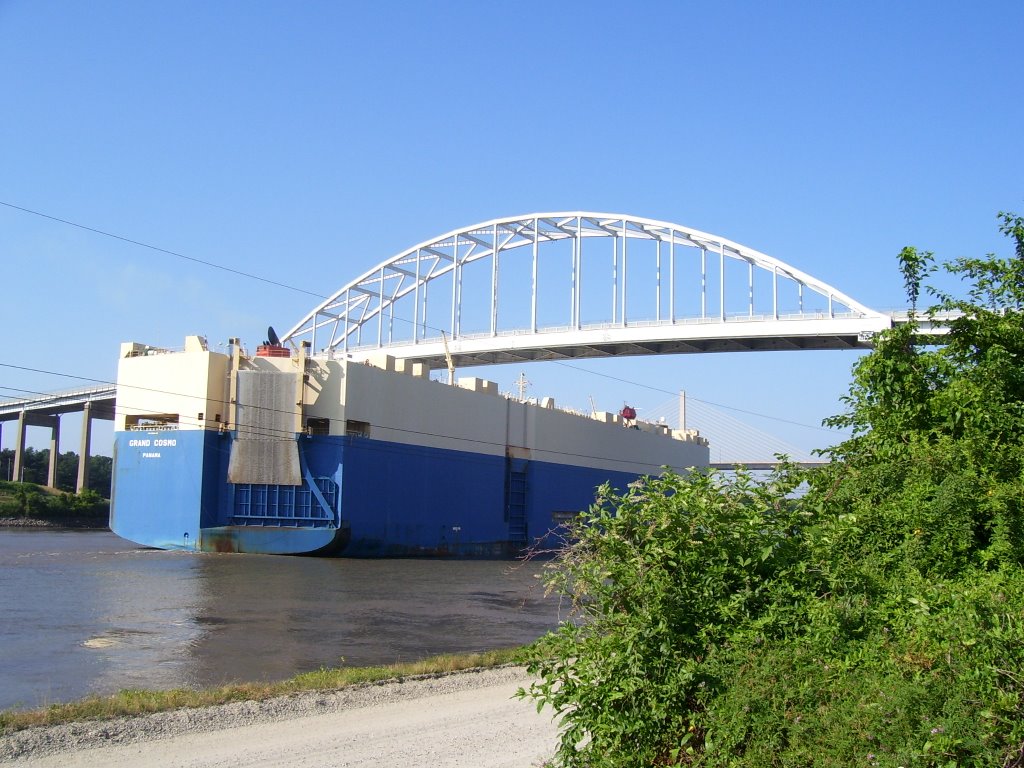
0 384 115 491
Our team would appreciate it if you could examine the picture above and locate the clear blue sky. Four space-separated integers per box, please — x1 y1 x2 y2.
1 1 1022 459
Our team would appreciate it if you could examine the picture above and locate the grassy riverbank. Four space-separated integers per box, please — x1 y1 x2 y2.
0 647 529 735
0 481 108 528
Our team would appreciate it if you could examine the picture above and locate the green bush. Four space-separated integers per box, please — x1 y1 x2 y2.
521 213 1024 767
48 488 107 517
523 466 816 767
0 481 48 517
0 482 107 520
698 569 1024 767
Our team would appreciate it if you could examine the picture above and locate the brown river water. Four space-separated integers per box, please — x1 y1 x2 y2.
0 529 562 711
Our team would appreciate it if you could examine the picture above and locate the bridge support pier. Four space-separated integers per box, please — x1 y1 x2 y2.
10 411 61 487
47 415 60 488
1 386 114 493
77 402 92 493
13 411 26 483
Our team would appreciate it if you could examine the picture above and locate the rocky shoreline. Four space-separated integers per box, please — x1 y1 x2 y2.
0 517 109 530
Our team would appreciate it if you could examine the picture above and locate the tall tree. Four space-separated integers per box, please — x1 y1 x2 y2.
524 212 1024 767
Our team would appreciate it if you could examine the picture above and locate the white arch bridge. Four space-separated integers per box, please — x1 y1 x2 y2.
282 212 897 368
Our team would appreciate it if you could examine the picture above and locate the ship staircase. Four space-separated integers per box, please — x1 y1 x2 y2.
505 458 529 547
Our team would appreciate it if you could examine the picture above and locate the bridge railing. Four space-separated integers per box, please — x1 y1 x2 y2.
282 213 887 356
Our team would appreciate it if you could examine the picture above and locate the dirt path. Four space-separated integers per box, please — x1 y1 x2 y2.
1 667 560 767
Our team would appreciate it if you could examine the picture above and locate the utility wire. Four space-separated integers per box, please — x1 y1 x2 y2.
1 201 836 437
0 362 707 473
0 353 836 460
0 200 326 299
551 360 839 433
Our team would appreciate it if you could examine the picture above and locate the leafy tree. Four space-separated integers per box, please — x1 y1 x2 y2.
898 245 932 314
88 454 112 498
0 447 111 497
0 448 13 483
821 210 1024 576
522 212 1024 767
524 468 811 767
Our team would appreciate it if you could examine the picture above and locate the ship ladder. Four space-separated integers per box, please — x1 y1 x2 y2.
506 460 529 547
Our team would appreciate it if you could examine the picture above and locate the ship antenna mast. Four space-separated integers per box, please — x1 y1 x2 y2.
515 372 531 401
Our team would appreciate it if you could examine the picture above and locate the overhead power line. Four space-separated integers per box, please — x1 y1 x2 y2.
1 201 839 439
551 360 838 434
0 199 326 299
0 364 709 473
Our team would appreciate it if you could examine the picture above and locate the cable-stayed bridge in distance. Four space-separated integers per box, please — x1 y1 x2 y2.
642 395 830 468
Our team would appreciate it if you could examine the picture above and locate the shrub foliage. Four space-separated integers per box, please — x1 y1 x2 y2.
522 212 1024 767
0 481 108 520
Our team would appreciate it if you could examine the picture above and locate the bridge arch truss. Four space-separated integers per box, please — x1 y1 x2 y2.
281 212 891 367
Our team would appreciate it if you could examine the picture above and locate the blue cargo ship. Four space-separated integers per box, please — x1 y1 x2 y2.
110 336 710 556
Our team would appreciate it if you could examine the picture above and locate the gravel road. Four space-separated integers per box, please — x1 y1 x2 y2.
1 666 560 767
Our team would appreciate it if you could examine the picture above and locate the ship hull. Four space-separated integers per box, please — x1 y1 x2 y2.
111 430 645 557
109 337 710 557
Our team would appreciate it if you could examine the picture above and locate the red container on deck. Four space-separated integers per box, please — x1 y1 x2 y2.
255 345 291 358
